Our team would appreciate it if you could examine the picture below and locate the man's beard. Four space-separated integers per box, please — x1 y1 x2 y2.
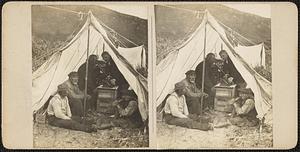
71 81 78 85
189 79 195 83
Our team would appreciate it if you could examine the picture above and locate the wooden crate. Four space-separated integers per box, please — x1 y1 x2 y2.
214 84 237 99
97 86 118 100
214 84 236 113
96 86 118 114
214 98 234 112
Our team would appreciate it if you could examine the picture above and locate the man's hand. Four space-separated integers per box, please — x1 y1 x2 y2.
228 77 234 84
223 74 230 79
110 79 116 86
112 100 120 107
228 97 240 104
202 92 209 98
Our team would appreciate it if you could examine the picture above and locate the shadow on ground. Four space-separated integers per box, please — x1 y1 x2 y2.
33 113 148 148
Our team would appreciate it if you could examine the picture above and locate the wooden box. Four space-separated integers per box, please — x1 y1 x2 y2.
214 84 237 99
96 86 118 114
214 98 234 112
97 86 118 100
214 84 236 113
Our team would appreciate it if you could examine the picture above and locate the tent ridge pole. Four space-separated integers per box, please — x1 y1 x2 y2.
200 11 208 115
83 13 91 120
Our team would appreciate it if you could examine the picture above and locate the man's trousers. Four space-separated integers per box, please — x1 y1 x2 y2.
48 115 93 133
164 114 211 131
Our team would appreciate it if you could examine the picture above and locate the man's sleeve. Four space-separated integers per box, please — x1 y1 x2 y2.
66 98 72 117
168 96 188 118
67 86 84 100
52 98 70 120
118 100 138 117
185 86 202 98
183 96 189 116
234 99 255 115
181 80 201 98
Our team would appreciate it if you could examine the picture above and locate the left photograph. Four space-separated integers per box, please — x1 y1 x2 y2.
32 5 149 148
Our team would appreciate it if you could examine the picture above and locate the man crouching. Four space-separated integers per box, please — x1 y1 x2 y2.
228 88 259 127
46 84 97 133
163 82 213 131
111 89 144 129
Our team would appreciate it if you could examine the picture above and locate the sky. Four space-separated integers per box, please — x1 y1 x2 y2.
224 4 271 18
101 3 270 19
101 4 148 20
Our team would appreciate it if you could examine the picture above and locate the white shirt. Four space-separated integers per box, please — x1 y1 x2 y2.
47 94 72 119
164 92 189 118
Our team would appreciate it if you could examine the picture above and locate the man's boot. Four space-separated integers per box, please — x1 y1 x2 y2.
97 122 114 130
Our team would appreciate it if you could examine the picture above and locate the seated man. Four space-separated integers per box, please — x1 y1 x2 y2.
163 82 213 131
228 88 259 127
180 70 208 115
46 84 97 133
62 72 91 117
111 89 144 128
101 51 130 96
218 50 246 88
95 60 117 88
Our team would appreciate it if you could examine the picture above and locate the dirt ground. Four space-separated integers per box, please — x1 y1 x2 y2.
157 111 273 149
33 113 149 148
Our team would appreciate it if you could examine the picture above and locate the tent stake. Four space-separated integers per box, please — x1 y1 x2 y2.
200 19 207 116
83 20 91 124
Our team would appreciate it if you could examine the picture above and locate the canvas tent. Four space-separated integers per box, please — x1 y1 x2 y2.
156 10 272 123
32 12 148 121
235 43 266 68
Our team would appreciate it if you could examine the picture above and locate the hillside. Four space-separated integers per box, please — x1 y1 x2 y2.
32 5 147 71
155 4 271 64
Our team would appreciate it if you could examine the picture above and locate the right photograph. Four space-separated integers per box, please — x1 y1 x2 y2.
155 4 272 148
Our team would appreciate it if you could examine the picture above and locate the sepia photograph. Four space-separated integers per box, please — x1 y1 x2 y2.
155 4 272 148
31 4 149 148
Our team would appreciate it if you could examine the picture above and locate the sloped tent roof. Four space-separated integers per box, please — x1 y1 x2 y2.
234 43 266 68
156 10 272 122
32 12 148 121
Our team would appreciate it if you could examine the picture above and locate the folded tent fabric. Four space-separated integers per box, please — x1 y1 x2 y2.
117 45 147 69
156 10 272 122
32 12 148 121
234 43 266 68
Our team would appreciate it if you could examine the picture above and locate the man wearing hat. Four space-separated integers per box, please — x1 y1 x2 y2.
180 70 208 115
163 82 213 131
111 89 143 128
228 88 259 127
61 71 91 117
46 84 97 133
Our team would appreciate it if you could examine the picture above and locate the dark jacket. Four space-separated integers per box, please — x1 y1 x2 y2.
195 60 221 93
77 62 98 95
222 58 245 85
